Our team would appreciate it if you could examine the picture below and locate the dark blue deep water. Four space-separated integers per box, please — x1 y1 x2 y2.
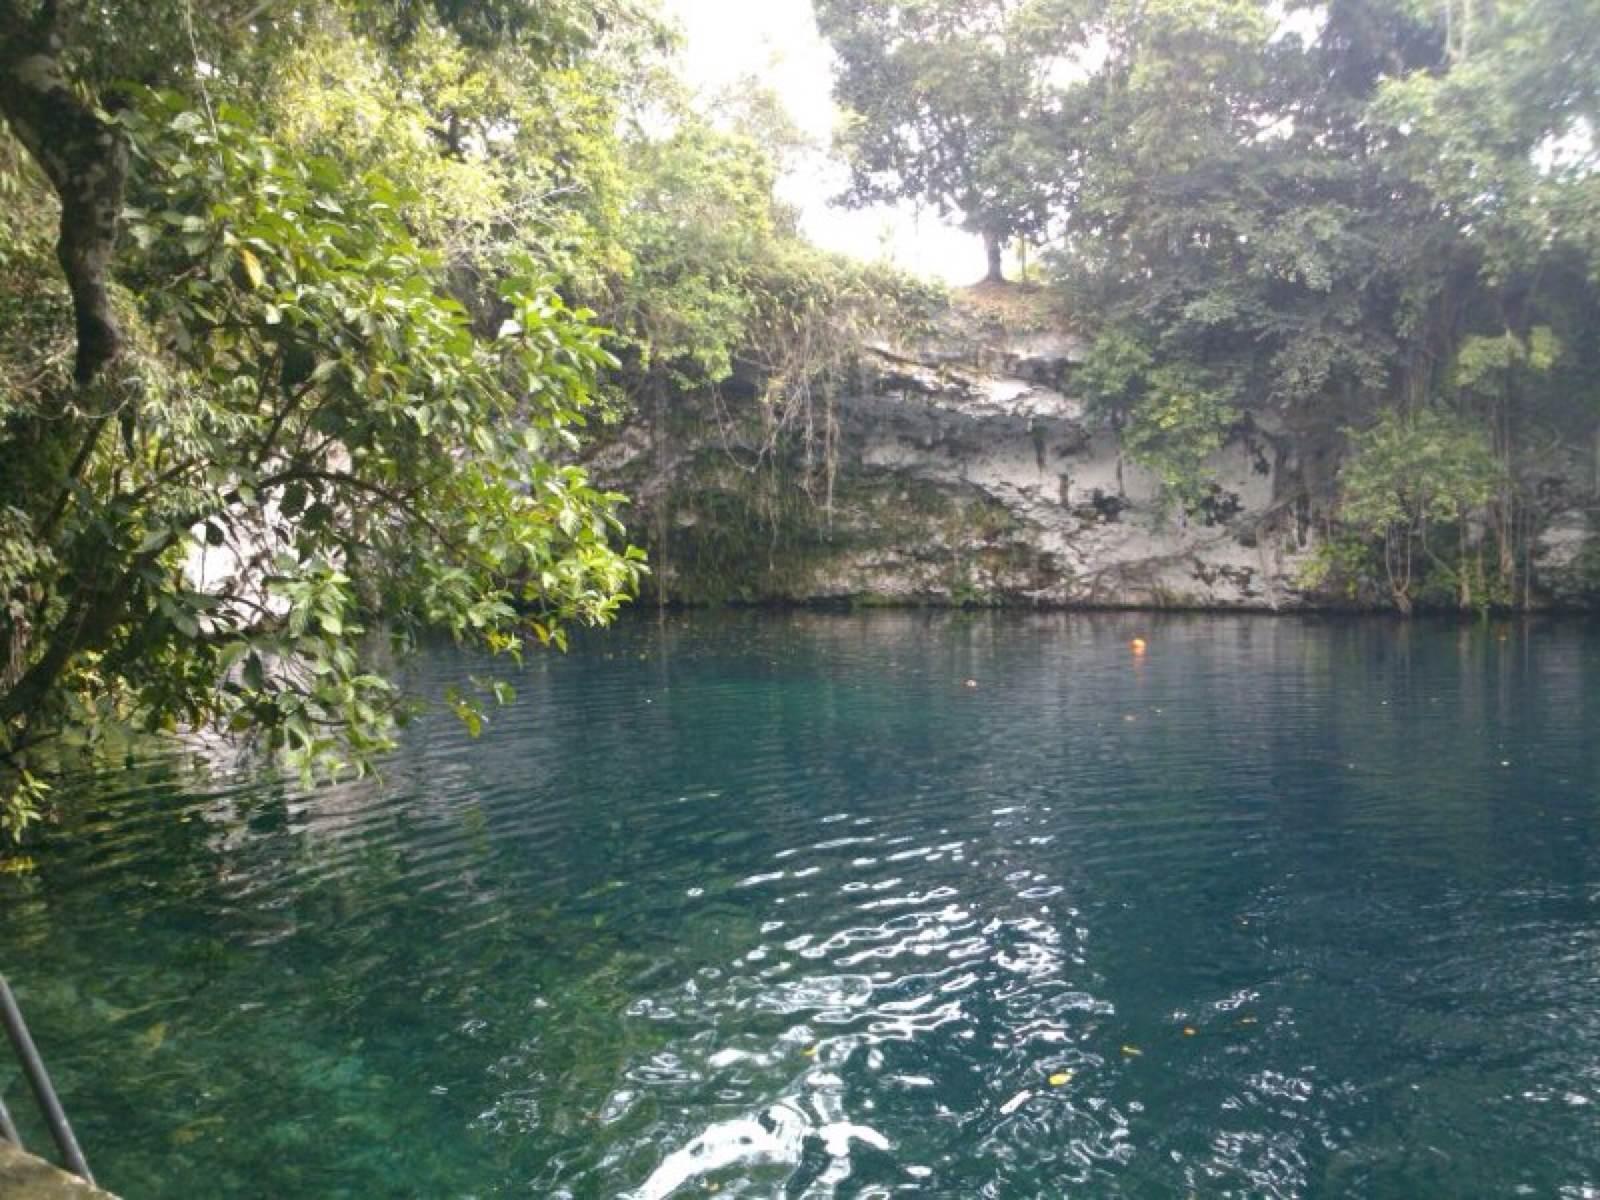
4 613 1600 1198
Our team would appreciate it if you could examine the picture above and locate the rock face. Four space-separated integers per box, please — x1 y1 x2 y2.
811 331 1303 608
591 301 1600 610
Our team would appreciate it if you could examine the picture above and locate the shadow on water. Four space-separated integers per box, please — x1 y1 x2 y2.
3 611 1600 1197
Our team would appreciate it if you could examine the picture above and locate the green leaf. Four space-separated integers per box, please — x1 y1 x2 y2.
137 528 171 555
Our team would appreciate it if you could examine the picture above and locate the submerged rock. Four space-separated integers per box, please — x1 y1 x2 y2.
0 1142 118 1200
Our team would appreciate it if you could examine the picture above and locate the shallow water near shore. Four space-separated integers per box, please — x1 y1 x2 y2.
4 611 1600 1197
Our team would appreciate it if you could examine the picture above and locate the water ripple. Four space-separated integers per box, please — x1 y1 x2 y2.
5 614 1600 1198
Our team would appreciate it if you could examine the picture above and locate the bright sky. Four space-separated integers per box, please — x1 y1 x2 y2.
659 0 987 285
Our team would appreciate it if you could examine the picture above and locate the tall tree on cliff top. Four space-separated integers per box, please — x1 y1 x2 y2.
813 0 1080 282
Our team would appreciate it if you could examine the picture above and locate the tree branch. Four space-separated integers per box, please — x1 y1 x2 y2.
0 1 129 385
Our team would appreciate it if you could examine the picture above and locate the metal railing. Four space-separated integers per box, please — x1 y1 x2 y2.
0 974 95 1185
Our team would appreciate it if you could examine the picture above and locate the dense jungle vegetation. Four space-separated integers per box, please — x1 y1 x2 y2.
2 0 1598 836
822 0 1600 615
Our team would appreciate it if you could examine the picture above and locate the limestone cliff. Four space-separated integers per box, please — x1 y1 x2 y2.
591 290 1600 610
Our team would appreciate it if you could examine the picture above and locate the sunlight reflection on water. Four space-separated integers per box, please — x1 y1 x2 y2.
6 613 1600 1198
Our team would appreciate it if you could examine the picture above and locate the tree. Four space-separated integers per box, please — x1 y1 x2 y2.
1033 0 1600 593
598 79 945 605
1059 0 1421 414
813 0 1075 282
1339 408 1505 614
0 3 650 837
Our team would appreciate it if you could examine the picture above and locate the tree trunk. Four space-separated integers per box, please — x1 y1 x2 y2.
982 229 1005 284
0 1 129 385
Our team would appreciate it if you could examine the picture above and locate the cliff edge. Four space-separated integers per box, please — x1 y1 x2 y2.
592 285 1600 610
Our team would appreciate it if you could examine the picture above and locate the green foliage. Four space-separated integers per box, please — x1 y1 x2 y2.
1342 409 1504 534
610 88 945 398
1365 0 1600 286
0 761 47 841
1051 0 1421 415
123 83 640 734
1338 407 1505 611
253 15 636 298
0 78 644 830
1295 534 1381 601
1452 327 1562 393
351 0 663 60
602 84 947 609
1079 330 1237 512
617 115 779 385
1018 0 1599 606
1076 330 1154 418
1121 375 1240 514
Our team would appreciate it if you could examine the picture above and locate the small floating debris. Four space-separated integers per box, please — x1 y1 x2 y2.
1048 1071 1073 1087
999 1089 1032 1115
1121 1045 1143 1057
963 679 978 689
1183 1027 1198 1037
1130 637 1147 654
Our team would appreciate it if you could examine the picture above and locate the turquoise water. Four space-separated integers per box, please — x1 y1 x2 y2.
4 612 1600 1197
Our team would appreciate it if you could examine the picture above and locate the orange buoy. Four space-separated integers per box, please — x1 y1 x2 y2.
1130 637 1147 654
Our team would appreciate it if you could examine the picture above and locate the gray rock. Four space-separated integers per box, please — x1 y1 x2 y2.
593 313 1599 610
0 1141 119 1199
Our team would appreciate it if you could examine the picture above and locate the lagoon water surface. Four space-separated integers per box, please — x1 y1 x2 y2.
4 613 1600 1197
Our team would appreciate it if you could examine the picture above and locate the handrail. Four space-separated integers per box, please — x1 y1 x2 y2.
0 1089 20 1145
0 975 95 1185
